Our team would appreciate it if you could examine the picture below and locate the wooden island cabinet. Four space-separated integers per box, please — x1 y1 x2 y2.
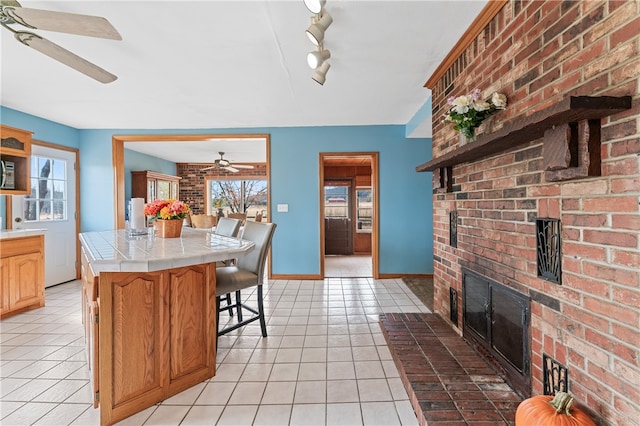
79 228 254 425
0 231 45 318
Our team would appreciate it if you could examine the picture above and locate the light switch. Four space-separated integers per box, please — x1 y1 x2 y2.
277 204 289 212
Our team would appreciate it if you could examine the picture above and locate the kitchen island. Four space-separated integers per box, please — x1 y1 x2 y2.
79 227 254 425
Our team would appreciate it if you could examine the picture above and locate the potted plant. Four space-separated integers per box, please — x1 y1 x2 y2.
444 88 507 144
144 198 191 238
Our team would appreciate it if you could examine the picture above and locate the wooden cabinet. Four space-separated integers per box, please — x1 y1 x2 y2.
1 125 32 195
81 249 100 408
85 262 216 425
131 170 181 203
0 235 45 318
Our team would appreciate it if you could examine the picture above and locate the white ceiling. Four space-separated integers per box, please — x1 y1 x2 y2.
1 0 488 162
125 137 267 163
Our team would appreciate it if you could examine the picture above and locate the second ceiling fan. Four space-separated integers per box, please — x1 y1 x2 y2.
201 152 254 173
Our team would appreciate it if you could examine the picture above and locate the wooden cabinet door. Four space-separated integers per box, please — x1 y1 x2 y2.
170 181 179 199
167 264 216 395
9 252 43 310
0 257 10 315
99 271 167 426
89 301 100 408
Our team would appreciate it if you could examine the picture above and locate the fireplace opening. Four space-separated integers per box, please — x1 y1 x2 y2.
462 268 531 397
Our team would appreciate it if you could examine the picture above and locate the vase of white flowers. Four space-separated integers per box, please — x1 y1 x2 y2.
444 89 507 144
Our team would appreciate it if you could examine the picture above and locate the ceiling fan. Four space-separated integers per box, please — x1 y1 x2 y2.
0 0 121 83
201 152 255 173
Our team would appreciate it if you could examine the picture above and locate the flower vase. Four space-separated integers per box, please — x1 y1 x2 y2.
459 132 476 146
154 219 183 238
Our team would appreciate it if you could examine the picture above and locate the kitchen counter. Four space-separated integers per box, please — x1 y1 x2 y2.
79 226 255 425
0 228 47 240
79 227 254 273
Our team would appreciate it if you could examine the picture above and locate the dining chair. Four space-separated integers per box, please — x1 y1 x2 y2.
213 217 242 316
227 212 247 224
190 214 217 228
215 217 242 238
216 221 277 337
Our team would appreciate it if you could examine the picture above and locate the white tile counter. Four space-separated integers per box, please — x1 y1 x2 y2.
79 227 254 273
0 228 47 240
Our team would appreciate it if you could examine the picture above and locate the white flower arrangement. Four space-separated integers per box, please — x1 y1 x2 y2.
444 89 507 139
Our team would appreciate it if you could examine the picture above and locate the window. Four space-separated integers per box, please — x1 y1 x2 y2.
207 179 267 220
356 187 372 233
324 184 349 218
23 155 68 221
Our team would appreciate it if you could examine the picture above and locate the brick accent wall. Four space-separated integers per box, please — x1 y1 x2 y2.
177 163 267 214
429 1 639 424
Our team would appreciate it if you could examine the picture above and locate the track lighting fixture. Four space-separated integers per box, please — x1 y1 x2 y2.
307 45 330 69
305 11 332 46
312 61 330 85
303 0 332 84
303 0 326 14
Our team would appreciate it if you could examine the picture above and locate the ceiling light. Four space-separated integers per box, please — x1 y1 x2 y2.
303 0 326 14
312 61 330 85
305 12 332 46
307 47 330 69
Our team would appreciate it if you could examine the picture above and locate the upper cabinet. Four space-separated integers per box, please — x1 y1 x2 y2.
1 125 33 195
131 170 181 203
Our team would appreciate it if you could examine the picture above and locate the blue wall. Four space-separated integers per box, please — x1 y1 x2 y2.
1 107 80 229
2 107 434 275
124 148 177 212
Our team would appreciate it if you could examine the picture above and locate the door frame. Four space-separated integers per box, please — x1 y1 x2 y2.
5 140 81 280
319 152 379 279
112 133 271 229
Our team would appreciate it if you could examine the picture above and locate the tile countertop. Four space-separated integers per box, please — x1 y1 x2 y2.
0 229 47 240
79 227 255 273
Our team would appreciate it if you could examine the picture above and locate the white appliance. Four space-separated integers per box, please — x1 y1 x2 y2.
1 160 16 189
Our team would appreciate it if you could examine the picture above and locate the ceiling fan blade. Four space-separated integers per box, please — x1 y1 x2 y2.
200 165 217 171
230 164 254 169
223 166 239 173
1 1 21 8
4 6 122 40
15 32 117 83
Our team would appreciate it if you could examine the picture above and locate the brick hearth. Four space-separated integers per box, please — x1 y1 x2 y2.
380 313 522 425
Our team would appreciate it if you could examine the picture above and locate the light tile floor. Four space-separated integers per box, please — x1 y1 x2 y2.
324 256 372 278
1 277 430 425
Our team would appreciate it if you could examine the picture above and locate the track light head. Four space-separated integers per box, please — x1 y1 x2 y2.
305 12 332 46
307 47 330 69
312 61 330 85
303 0 326 14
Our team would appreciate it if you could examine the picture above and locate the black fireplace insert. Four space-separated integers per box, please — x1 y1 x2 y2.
462 268 531 397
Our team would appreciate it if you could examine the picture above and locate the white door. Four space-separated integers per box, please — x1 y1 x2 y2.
12 144 77 287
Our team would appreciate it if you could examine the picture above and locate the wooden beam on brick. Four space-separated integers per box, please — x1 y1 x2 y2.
416 96 631 174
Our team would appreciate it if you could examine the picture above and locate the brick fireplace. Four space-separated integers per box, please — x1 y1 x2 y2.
419 1 639 424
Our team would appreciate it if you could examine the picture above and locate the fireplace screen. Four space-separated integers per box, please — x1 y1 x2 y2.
536 218 562 284
463 268 531 397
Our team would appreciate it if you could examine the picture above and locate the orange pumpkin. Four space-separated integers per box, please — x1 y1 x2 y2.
515 392 596 426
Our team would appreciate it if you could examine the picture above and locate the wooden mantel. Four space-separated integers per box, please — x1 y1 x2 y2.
416 96 632 175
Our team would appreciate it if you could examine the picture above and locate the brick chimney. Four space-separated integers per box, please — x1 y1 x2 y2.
423 1 638 424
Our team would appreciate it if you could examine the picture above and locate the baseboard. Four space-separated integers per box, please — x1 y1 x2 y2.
270 274 323 280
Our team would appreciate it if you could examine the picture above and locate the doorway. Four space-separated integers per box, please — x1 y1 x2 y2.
319 153 378 279
112 134 270 229
8 142 80 287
